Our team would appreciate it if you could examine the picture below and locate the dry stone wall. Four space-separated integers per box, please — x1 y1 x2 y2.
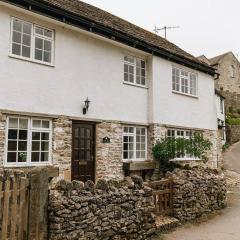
168 167 227 221
48 176 156 240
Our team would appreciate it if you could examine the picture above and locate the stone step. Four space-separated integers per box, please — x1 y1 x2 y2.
155 214 180 233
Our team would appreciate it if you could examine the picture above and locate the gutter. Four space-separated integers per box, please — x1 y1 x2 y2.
1 0 216 76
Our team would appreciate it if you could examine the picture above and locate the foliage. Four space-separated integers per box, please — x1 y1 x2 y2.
152 133 212 171
226 117 240 125
222 143 230 152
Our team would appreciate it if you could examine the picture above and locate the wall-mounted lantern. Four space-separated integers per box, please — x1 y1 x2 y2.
83 97 91 115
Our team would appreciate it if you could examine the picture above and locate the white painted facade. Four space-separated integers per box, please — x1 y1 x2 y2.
0 4 217 131
150 57 217 130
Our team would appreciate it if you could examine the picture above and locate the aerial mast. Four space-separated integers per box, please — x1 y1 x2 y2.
154 25 180 39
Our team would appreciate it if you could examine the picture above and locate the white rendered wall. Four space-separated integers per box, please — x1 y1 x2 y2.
0 4 217 131
151 56 217 130
0 6 149 124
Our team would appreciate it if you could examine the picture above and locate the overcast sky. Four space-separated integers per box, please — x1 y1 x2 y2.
82 0 240 59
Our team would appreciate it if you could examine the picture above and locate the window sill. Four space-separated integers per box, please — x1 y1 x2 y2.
170 158 201 161
172 90 198 99
123 159 148 163
9 54 54 67
4 162 52 168
123 81 148 89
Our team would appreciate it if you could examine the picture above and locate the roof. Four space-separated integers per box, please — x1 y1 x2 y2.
209 52 232 65
197 55 211 65
2 0 215 75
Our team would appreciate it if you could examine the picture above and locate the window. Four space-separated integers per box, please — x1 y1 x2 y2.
123 126 147 160
172 67 197 96
167 128 198 160
230 65 235 78
220 98 224 114
11 18 54 65
124 55 146 86
6 117 52 165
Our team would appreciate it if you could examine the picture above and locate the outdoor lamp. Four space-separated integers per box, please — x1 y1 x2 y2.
83 97 91 115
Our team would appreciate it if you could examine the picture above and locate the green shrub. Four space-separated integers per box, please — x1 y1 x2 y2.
222 143 230 152
152 133 212 173
226 117 240 125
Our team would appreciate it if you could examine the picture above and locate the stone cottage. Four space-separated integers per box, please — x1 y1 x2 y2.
0 0 221 182
199 52 240 113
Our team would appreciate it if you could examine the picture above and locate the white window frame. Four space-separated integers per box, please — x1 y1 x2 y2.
10 17 55 66
122 126 147 162
4 116 52 167
124 55 147 87
172 66 198 97
167 128 200 161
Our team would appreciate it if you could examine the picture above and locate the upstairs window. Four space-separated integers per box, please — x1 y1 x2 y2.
124 55 146 86
11 18 54 65
172 67 197 96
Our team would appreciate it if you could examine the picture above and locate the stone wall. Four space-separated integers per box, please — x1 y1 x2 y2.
96 121 124 180
52 116 72 178
226 125 240 144
203 130 219 168
221 91 240 112
214 52 240 94
168 168 226 221
0 113 6 166
48 176 156 240
148 124 167 162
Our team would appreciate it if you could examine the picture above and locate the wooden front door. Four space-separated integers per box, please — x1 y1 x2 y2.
72 122 95 182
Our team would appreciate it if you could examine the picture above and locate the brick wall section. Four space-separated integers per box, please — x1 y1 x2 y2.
52 116 72 175
96 121 124 180
0 113 6 166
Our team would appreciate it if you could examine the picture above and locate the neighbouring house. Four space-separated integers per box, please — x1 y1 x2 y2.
199 52 240 114
0 0 220 182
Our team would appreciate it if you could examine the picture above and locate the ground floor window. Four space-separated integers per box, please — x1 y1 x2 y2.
6 116 52 165
123 126 147 161
167 128 199 160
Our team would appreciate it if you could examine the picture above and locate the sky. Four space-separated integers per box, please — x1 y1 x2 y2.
81 0 240 59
